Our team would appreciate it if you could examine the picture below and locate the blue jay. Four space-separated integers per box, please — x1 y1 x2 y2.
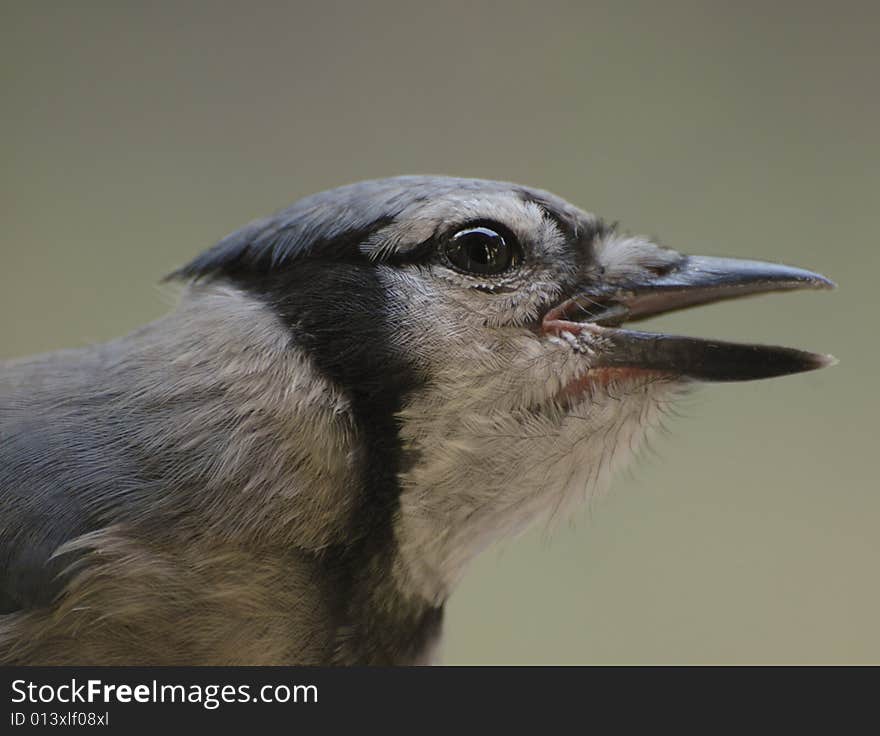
0 176 834 664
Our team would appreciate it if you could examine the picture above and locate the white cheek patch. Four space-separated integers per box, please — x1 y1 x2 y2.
368 190 584 339
391 323 677 604
371 201 680 605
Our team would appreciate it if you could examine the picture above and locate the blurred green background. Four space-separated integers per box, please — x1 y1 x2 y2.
2 2 877 664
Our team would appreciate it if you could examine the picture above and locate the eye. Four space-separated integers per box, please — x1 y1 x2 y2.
443 226 523 276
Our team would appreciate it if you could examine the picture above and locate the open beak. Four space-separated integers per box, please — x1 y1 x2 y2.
542 255 837 381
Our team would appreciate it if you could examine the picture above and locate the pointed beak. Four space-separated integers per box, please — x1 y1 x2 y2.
542 255 837 382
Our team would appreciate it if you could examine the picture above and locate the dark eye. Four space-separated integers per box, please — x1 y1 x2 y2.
443 226 522 276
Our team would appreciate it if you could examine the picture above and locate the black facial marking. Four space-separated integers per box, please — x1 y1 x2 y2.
232 261 421 525
213 256 433 661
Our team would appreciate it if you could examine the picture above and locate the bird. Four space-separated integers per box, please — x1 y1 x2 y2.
0 176 835 665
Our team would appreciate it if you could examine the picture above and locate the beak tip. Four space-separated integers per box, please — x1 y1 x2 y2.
812 274 837 290
814 352 839 369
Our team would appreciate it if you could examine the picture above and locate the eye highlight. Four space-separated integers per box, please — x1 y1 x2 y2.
443 225 523 276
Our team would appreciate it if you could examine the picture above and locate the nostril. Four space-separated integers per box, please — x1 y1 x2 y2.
643 262 676 277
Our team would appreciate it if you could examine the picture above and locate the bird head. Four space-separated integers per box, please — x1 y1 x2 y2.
175 176 834 603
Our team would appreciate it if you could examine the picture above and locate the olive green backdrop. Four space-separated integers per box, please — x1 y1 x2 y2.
2 1 876 663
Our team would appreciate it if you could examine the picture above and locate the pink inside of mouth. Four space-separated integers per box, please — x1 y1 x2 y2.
561 367 667 398
542 315 669 399
540 297 584 338
541 317 589 339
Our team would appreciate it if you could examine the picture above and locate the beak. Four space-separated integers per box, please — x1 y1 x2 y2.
543 255 837 382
